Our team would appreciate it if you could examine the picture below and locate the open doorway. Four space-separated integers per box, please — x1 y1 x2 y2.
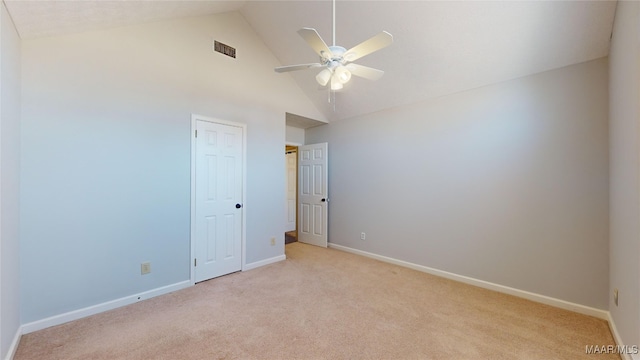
285 145 298 244
285 112 329 245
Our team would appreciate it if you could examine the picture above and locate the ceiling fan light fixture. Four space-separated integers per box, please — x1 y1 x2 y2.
330 75 343 91
273 0 393 96
316 68 332 86
334 66 352 84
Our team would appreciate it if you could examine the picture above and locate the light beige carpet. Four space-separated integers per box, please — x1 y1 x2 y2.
15 242 620 359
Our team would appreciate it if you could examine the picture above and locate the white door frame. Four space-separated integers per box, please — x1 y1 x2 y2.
190 114 247 285
285 142 302 234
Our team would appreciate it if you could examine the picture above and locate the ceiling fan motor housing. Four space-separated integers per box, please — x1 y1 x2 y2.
323 46 347 67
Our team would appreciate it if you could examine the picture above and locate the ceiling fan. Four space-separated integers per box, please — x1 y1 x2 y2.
274 0 393 91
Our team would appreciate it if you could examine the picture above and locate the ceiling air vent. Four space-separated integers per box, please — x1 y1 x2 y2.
214 41 236 58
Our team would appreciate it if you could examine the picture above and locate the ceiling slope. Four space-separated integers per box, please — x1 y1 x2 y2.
241 0 616 121
5 0 617 121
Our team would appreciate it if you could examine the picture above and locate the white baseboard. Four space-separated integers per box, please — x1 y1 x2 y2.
243 254 286 271
21 280 191 335
607 313 639 360
4 325 22 360
329 243 608 320
19 255 288 337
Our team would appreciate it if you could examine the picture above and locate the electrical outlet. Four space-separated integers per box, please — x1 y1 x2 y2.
141 262 151 275
270 237 276 246
614 289 619 306
360 232 366 240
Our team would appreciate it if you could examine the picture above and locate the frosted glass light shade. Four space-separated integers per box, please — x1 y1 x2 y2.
330 75 343 90
334 66 352 84
316 69 332 86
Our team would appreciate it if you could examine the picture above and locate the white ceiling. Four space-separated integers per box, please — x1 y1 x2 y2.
4 1 246 39
4 0 617 122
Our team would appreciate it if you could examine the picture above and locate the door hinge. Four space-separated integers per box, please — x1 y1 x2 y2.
195 129 198 138
194 258 197 267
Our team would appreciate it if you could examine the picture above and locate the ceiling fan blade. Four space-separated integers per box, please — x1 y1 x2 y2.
275 63 323 73
297 28 332 59
346 63 385 81
344 31 393 62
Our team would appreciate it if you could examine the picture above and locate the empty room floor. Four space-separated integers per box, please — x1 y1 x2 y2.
15 242 619 359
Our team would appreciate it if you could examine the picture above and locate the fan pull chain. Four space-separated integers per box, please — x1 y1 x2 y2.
333 92 336 112
327 86 336 112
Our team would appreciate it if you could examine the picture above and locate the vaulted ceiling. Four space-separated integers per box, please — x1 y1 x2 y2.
4 0 617 121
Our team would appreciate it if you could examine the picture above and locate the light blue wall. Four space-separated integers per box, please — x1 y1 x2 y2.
307 58 609 309
0 2 21 357
20 12 324 324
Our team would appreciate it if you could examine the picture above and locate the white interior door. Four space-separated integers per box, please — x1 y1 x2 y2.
298 143 328 247
285 151 297 232
194 119 243 282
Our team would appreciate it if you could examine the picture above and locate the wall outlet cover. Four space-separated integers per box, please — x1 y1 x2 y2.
141 262 151 275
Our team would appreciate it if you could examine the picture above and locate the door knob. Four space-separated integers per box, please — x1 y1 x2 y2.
236 204 242 209
321 198 326 202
